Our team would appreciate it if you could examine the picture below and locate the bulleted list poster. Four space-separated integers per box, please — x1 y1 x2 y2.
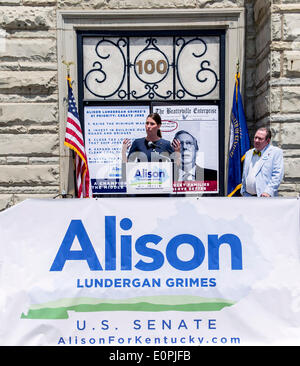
85 105 149 194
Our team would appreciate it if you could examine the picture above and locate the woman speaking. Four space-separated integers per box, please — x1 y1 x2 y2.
122 112 180 162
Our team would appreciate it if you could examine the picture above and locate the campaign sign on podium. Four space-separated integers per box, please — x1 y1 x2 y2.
126 162 173 194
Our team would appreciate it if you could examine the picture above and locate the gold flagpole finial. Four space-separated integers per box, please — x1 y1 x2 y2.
236 60 240 74
62 61 74 76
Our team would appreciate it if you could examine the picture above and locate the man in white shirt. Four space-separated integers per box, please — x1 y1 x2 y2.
241 127 284 197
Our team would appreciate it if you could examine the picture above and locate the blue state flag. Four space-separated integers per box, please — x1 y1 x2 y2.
227 72 250 196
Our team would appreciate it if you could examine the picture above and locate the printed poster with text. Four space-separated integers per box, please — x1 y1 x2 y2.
153 105 219 194
84 105 150 194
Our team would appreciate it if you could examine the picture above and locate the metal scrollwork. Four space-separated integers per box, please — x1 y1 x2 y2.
196 60 218 89
175 37 219 99
131 37 172 100
83 35 220 101
84 38 128 99
131 84 173 100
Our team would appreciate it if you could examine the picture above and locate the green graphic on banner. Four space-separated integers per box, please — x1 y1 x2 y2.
21 295 234 319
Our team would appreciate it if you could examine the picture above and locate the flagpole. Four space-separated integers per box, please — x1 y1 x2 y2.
226 61 240 196
62 60 77 198
62 60 74 77
227 60 250 197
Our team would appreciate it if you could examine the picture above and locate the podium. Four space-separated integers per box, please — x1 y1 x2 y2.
126 162 173 194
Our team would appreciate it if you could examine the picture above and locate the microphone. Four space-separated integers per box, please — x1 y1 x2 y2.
147 141 171 162
147 141 157 149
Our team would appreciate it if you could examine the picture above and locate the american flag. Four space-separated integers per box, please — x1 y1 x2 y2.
64 76 91 198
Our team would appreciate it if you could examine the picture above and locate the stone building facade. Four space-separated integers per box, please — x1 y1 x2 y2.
0 0 299 210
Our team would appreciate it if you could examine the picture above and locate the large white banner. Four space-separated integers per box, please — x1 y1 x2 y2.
0 197 300 346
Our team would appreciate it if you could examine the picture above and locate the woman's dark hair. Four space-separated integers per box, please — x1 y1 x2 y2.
147 113 162 138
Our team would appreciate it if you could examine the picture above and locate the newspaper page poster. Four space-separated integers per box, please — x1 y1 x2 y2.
153 105 218 193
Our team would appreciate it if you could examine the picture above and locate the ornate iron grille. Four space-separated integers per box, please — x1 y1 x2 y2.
83 35 220 101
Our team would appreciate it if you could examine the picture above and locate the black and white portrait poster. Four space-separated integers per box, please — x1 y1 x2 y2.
153 104 219 193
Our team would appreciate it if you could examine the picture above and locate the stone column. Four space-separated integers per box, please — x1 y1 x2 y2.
0 3 61 209
253 0 300 196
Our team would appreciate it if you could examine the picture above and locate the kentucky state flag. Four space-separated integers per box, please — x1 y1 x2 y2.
227 72 250 196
